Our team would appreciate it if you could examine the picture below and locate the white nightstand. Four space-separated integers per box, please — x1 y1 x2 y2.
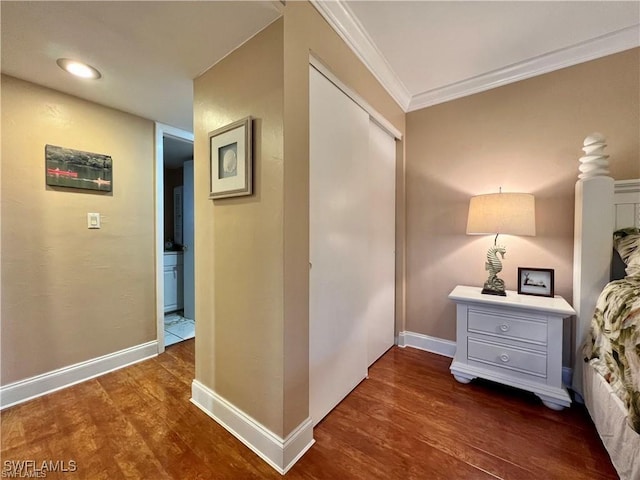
449 285 576 410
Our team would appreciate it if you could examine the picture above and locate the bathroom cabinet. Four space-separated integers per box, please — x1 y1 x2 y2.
164 252 183 313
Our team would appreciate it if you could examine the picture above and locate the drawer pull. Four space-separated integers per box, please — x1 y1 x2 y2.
499 353 510 363
499 324 510 332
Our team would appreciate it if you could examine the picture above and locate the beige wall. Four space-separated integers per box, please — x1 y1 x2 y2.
193 20 286 435
1 75 156 385
405 48 640 357
193 2 406 438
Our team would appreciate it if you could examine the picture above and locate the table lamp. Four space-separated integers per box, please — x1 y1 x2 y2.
466 190 536 295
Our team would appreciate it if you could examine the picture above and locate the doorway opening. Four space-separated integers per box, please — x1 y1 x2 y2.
155 124 194 352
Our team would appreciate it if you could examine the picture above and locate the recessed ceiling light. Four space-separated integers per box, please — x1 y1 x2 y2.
56 58 101 79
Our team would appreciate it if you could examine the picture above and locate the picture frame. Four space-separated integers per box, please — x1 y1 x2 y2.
517 267 555 297
209 116 252 199
45 144 112 192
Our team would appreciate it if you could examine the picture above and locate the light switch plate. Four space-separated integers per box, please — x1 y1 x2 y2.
87 212 101 229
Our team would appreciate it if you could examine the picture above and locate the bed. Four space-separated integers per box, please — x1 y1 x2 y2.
572 133 640 480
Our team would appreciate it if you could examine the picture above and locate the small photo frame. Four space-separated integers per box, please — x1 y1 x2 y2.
209 116 252 199
518 267 555 297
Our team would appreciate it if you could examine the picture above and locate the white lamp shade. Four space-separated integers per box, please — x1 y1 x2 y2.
466 192 536 236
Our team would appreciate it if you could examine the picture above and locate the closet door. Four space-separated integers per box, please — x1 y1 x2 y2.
366 120 396 366
309 66 369 426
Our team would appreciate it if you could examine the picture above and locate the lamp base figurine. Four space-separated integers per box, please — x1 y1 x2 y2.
481 282 506 296
482 244 507 296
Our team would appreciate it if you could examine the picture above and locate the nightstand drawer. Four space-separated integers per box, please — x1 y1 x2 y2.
468 309 547 345
467 338 546 378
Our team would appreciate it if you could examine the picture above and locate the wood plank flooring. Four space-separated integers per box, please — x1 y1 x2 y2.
1 340 618 479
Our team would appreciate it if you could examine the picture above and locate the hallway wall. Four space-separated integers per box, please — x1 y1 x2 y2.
1 75 156 385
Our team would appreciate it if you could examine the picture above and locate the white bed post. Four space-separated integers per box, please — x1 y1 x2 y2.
572 133 614 397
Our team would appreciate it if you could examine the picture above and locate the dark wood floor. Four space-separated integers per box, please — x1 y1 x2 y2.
1 340 618 479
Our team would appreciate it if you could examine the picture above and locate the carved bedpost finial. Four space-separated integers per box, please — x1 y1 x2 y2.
578 132 610 179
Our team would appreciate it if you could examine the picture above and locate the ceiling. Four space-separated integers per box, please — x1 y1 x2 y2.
2 1 639 135
0 1 283 133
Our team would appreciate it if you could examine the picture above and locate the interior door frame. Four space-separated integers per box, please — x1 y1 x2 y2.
154 122 194 354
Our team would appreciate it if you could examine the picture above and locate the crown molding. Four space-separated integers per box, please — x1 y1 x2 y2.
408 24 640 112
310 1 639 114
310 0 411 111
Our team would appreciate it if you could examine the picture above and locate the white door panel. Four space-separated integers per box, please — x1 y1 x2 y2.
366 120 396 366
309 66 369 426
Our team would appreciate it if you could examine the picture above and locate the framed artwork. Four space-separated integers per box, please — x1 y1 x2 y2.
45 145 112 192
518 267 555 297
209 117 252 199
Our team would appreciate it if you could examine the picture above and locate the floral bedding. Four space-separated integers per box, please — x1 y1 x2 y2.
614 228 640 277
583 275 640 433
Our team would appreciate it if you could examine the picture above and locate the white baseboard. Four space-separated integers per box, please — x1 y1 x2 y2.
191 380 314 475
397 330 456 357
0 340 158 409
